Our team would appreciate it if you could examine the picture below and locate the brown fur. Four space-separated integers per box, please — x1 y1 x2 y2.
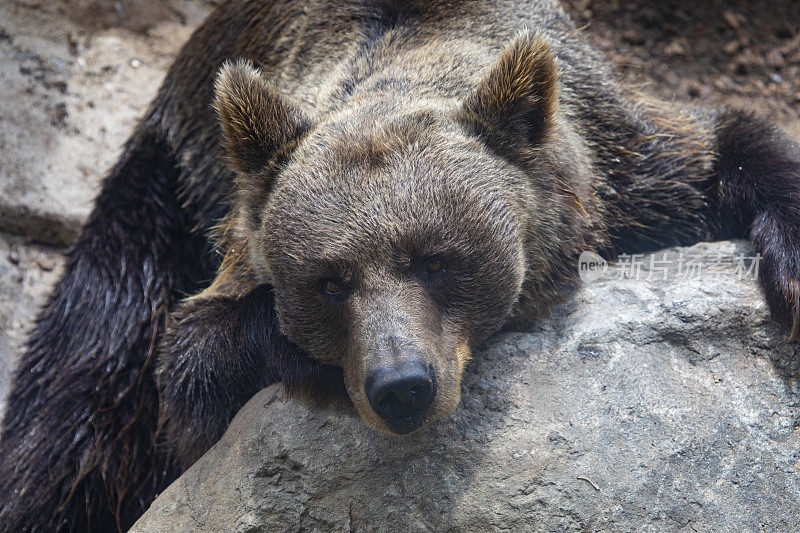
2 1 800 530
203 31 586 432
458 31 559 153
158 0 800 462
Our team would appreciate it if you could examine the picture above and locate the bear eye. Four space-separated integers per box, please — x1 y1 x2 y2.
319 278 348 300
426 258 443 274
323 279 341 295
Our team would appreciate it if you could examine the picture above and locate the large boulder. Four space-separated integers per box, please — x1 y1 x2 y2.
133 241 800 531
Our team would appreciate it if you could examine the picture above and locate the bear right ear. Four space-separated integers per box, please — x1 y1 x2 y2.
214 59 311 178
456 32 558 152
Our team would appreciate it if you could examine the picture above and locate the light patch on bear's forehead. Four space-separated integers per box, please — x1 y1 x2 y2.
308 104 456 171
269 140 524 250
260 97 531 276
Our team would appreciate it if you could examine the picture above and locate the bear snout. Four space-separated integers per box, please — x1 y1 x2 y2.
364 359 437 434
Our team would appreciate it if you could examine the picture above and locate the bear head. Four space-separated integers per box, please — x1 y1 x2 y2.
213 32 559 434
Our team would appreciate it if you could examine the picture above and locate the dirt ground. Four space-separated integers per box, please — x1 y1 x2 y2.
562 0 800 135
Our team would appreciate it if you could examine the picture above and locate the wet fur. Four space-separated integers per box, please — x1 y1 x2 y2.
1 0 799 531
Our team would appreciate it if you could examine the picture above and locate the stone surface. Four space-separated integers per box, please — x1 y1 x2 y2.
0 0 210 246
0 236 64 421
133 241 800 532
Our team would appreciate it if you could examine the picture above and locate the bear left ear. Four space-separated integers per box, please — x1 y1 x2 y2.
214 59 312 177
457 32 558 149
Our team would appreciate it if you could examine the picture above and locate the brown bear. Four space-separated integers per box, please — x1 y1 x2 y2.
2 0 799 531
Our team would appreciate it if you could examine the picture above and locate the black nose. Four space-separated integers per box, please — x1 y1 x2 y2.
364 360 436 434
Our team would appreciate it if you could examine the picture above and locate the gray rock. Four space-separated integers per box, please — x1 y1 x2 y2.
132 241 800 532
0 235 64 421
0 1 209 246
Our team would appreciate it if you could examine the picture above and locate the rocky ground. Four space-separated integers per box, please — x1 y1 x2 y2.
563 0 800 137
1 0 799 530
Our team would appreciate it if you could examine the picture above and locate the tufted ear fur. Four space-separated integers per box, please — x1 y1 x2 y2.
458 32 558 151
214 59 311 179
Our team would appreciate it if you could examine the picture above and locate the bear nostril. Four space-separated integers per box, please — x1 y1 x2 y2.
377 380 433 421
365 360 436 434
378 391 401 417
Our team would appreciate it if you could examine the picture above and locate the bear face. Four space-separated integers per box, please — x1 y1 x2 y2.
214 33 559 434
262 120 529 433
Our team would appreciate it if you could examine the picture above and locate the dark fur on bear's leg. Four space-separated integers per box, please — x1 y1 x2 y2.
157 289 279 467
714 111 800 339
595 104 800 340
157 286 347 467
0 130 213 532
